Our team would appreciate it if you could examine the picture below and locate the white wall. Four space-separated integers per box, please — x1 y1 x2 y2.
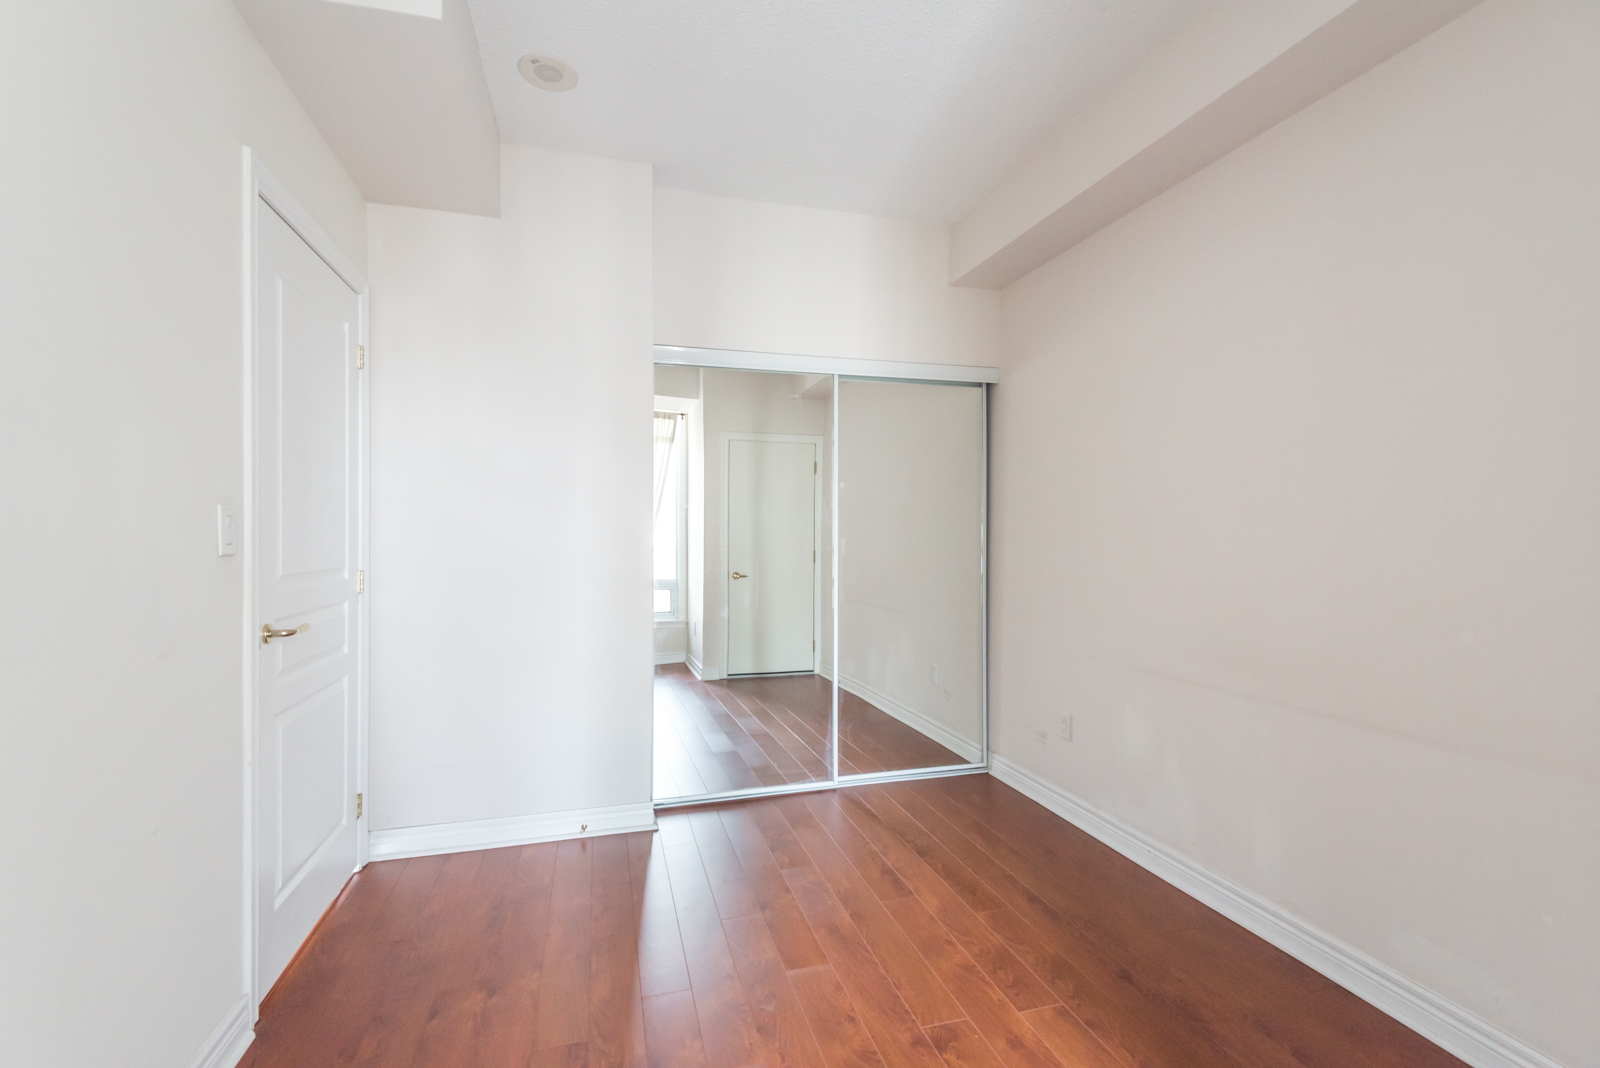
655 187 999 366
0 3 366 1066
991 1 1599 1063
368 145 654 830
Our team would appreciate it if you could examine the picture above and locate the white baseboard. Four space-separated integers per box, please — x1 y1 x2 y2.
686 651 721 681
987 756 1565 1068
369 802 658 862
834 671 982 764
189 995 253 1068
654 652 687 665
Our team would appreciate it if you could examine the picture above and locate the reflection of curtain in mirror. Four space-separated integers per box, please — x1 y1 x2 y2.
653 412 681 521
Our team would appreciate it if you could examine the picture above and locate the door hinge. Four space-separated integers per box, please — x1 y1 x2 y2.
357 344 366 369
814 461 818 473
357 570 365 593
356 793 363 819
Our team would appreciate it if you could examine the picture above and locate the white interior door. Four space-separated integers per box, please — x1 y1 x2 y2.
727 438 816 674
254 199 362 997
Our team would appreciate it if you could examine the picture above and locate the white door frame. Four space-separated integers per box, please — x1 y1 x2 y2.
720 431 824 677
240 148 370 1019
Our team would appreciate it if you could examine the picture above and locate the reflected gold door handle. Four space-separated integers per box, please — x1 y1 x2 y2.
261 623 310 645
731 572 747 579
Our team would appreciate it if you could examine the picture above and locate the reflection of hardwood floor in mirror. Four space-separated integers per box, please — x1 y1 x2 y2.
654 663 964 800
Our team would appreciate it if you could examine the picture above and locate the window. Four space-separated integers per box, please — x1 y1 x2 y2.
653 411 687 620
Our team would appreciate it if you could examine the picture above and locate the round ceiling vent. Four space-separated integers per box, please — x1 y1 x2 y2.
518 55 579 92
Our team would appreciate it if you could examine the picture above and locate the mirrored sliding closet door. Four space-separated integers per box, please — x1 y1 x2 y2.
651 359 987 806
836 377 986 776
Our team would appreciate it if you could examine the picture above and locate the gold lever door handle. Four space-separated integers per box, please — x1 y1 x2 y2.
261 623 310 645
731 572 747 579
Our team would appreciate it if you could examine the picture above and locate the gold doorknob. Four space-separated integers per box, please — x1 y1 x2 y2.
731 572 747 579
261 623 310 645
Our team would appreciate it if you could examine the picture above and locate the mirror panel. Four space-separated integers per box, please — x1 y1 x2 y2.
651 365 836 801
837 377 985 774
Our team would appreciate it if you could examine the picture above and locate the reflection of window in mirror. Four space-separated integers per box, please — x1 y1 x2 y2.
653 411 687 620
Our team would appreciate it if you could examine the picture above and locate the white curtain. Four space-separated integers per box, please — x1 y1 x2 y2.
653 411 681 522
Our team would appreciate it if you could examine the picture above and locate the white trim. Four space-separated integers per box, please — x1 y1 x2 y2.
357 284 370 873
657 763 988 811
721 431 825 677
242 148 370 1018
251 159 367 293
830 373 840 782
656 344 998 384
829 670 982 764
686 651 711 680
987 757 1567 1068
978 383 989 764
369 802 659 861
188 996 253 1068
654 652 688 665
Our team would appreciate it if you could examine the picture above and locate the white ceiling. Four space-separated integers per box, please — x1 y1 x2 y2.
467 0 1217 223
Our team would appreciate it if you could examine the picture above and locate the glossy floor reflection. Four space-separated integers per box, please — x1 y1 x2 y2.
653 663 965 801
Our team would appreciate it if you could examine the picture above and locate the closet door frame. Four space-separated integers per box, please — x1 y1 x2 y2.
652 345 997 811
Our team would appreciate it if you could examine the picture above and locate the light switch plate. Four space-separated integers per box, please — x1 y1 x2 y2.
217 505 236 556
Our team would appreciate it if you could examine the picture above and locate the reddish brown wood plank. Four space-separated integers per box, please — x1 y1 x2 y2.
851 787 1007 914
925 1019 1009 1068
1019 1005 1125 1068
642 990 710 1068
476 843 563 1068
536 839 595 1049
409 845 523 1068
245 856 426 1068
532 1043 592 1068
831 791 1062 1020
746 797 815 872
718 805 829 970
722 914 829 1068
912 779 1315 1067
776 795 964 1028
660 837 764 1068
630 831 694 998
927 779 1423 1068
781 864 949 1068
786 965 891 1068
592 837 648 1068
801 792 914 903
881 893 1065 1068
688 810 763 920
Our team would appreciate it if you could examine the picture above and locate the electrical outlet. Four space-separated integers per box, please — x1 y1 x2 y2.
1058 714 1073 741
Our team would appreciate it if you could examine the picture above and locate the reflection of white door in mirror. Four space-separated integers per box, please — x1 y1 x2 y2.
726 437 817 674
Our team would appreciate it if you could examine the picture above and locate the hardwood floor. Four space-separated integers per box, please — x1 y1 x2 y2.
241 775 1466 1068
654 664 966 800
